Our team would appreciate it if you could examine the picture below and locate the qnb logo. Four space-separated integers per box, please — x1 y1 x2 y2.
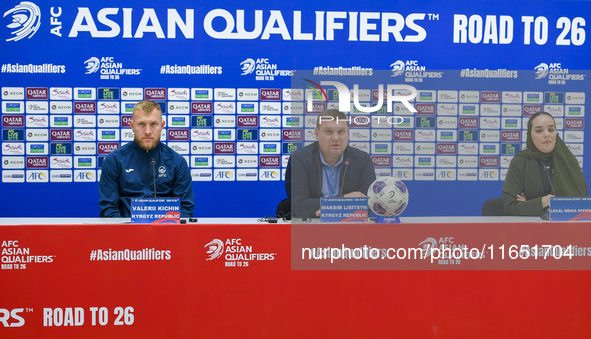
4 1 41 42
389 60 405 77
0 308 25 327
84 57 100 74
205 239 224 260
534 63 548 79
240 58 255 75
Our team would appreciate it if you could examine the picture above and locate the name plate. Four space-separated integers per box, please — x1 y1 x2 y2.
549 197 591 221
131 198 181 224
320 197 368 223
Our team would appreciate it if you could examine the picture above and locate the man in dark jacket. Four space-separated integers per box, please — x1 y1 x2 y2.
99 100 194 218
285 109 376 217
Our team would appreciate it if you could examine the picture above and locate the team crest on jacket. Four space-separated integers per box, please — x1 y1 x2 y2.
158 166 166 177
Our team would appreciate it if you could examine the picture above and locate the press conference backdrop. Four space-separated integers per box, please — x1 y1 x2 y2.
0 0 589 217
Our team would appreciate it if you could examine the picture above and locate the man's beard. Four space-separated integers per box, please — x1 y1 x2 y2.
135 135 159 150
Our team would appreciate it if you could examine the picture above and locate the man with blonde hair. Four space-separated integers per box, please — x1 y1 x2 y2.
99 100 194 217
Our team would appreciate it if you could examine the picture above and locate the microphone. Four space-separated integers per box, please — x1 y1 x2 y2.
151 158 157 198
301 211 308 222
339 159 350 197
543 166 556 196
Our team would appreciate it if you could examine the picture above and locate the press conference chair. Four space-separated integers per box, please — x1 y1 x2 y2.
482 197 505 216
276 198 291 220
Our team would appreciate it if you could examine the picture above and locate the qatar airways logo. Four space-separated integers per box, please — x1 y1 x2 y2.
26 87 47 100
282 129 303 141
237 116 258 127
523 105 543 116
305 102 325 114
394 130 413 141
26 156 48 168
2 116 24 127
565 119 584 130
50 129 71 141
145 88 166 100
259 156 280 167
371 156 391 167
74 102 96 113
501 131 520 142
260 89 281 101
480 156 499 168
192 102 213 114
415 103 435 115
120 115 132 127
168 129 189 141
214 142 234 154
436 143 456 154
97 142 119 154
481 91 500 103
459 117 478 128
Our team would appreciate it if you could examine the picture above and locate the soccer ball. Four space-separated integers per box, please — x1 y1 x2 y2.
367 177 409 216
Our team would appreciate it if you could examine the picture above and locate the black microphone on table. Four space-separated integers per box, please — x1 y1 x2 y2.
543 165 556 196
541 163 555 220
339 159 350 197
151 158 157 198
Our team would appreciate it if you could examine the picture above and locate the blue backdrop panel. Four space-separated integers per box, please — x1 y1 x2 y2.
0 0 589 217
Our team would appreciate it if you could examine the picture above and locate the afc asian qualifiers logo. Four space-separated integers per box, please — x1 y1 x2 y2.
534 63 548 79
240 58 255 75
84 57 100 74
389 60 405 77
205 239 224 260
204 238 276 267
4 1 41 42
419 237 437 258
